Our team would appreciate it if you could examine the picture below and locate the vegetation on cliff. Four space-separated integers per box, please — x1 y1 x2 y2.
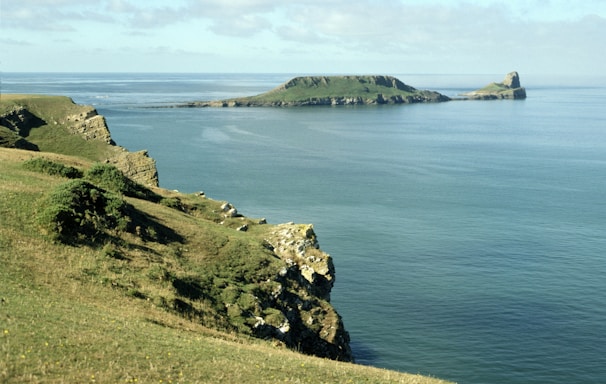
188 75 450 107
1 95 453 383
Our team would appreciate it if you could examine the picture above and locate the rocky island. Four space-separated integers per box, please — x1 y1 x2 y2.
185 75 451 107
460 71 527 100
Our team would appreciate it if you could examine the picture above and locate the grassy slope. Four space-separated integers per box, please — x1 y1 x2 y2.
0 149 453 384
0 95 454 383
470 82 510 94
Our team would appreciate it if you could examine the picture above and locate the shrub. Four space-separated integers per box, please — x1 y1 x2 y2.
37 179 131 243
23 157 83 178
84 163 160 202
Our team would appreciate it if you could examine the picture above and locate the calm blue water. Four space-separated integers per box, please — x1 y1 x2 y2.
3 73 606 384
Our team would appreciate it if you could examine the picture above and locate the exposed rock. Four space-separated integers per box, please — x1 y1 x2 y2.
107 149 159 187
64 106 115 145
259 223 352 361
503 71 521 88
220 202 240 218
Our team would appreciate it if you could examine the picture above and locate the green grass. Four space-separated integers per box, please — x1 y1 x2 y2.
472 82 510 93
0 148 454 383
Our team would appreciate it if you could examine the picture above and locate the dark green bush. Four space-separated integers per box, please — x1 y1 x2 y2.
23 158 83 178
84 163 160 202
38 179 131 243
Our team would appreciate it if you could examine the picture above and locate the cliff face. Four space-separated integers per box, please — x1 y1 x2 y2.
64 106 115 145
107 149 159 187
263 223 352 360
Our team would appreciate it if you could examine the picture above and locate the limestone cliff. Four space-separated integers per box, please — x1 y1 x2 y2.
262 223 352 360
107 149 159 187
64 106 115 145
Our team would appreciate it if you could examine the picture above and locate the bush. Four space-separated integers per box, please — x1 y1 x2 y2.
37 179 131 243
84 163 160 202
23 158 83 178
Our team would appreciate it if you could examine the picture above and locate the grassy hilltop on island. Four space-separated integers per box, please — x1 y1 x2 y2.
0 95 453 383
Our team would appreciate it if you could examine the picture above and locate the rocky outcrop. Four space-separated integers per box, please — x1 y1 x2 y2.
503 71 521 88
259 223 352 361
461 71 527 100
64 106 115 145
107 149 159 187
266 223 335 300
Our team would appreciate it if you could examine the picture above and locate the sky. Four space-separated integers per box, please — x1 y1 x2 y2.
1 0 605 75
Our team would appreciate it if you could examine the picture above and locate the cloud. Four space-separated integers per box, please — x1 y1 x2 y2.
2 0 116 30
2 0 605 74
0 38 35 46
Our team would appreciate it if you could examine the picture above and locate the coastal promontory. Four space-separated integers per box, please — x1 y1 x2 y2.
0 94 353 362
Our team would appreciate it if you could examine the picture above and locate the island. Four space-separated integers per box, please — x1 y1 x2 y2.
460 71 527 100
184 75 451 107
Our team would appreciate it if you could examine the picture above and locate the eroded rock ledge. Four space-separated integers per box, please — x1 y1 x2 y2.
64 106 115 145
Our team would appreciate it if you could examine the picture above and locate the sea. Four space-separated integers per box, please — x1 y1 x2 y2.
2 72 606 384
